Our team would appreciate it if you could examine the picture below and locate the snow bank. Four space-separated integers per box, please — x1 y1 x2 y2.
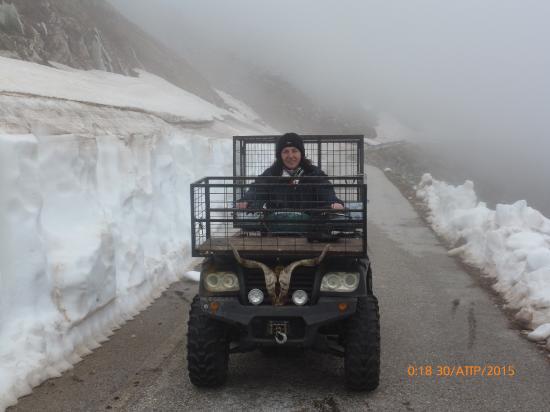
0 131 231 409
184 271 201 282
417 174 550 348
0 56 227 123
367 111 419 145
216 89 263 124
0 55 276 410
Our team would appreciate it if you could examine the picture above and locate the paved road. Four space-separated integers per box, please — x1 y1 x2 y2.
10 165 550 411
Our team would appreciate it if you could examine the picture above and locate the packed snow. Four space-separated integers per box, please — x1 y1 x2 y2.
216 89 266 125
184 271 201 282
417 174 550 348
0 57 275 411
0 56 227 124
365 111 417 146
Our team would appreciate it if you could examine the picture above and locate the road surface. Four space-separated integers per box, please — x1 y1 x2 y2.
10 165 550 411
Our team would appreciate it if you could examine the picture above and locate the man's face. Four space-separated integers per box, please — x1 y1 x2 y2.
281 146 301 170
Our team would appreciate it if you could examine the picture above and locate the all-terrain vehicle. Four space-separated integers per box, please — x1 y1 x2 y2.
187 135 380 390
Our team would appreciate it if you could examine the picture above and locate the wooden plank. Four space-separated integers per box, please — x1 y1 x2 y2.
197 236 364 254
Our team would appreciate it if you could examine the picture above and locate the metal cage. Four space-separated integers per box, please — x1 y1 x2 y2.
190 176 367 258
233 135 365 178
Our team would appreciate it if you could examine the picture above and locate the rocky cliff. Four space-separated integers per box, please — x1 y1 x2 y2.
0 0 222 105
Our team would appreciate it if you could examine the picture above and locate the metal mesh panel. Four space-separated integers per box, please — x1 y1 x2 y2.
191 176 367 258
233 135 364 177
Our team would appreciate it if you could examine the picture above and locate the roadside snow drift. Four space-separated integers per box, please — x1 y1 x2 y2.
0 57 275 411
0 131 230 410
417 174 550 349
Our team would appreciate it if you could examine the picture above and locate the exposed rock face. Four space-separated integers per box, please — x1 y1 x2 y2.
0 0 222 105
0 2 24 35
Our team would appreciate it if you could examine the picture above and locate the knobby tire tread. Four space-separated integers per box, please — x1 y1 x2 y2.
344 294 381 391
187 295 229 387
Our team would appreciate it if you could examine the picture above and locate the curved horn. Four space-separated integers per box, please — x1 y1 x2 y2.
278 245 330 302
231 246 277 303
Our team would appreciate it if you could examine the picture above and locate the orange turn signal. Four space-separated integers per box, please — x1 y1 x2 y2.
338 303 348 312
210 302 220 313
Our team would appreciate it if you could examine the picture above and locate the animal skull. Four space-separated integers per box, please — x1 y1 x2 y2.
231 245 329 305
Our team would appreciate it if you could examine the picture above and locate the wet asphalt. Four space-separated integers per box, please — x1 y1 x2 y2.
9 165 550 412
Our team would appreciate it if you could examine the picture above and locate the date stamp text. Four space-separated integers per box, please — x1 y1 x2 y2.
407 364 516 378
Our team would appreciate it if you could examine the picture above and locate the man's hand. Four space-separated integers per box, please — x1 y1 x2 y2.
331 203 344 210
236 201 248 209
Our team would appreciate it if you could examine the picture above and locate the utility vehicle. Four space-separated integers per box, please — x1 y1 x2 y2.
187 135 380 390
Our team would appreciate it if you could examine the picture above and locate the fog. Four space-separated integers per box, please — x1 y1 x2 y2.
109 0 550 214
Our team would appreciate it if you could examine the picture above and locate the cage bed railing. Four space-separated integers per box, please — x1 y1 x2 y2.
233 135 365 178
191 176 367 257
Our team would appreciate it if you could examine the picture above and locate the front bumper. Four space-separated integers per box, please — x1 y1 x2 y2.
199 296 357 350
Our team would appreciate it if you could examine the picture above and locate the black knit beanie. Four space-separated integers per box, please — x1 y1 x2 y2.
276 133 305 162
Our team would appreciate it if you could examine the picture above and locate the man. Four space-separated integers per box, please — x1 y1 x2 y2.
236 133 344 211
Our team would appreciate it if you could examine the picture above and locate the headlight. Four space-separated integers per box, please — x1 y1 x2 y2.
248 288 264 305
291 289 308 306
320 272 359 292
204 272 239 292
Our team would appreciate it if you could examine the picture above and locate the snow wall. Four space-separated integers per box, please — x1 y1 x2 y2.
417 174 550 349
0 130 231 409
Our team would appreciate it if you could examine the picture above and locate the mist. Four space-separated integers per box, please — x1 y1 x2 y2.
109 0 550 214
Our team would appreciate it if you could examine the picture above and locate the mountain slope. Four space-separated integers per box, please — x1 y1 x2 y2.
0 0 222 105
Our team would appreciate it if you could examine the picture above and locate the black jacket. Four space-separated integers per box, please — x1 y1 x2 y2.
240 163 344 211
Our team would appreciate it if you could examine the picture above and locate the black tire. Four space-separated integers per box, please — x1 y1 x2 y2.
187 295 229 387
344 295 380 391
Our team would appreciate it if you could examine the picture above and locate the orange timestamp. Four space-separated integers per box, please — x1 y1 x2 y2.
407 364 516 378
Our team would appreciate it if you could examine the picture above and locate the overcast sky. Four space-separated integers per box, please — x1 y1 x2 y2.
110 0 550 211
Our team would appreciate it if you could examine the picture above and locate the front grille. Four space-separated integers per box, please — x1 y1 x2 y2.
288 269 315 297
243 266 316 305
